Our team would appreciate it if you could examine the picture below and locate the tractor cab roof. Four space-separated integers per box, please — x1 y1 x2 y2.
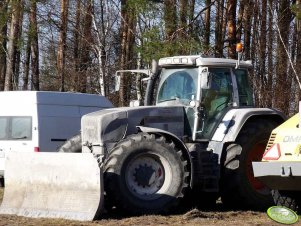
158 55 252 69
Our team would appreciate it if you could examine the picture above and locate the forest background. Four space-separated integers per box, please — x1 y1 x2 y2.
0 0 300 116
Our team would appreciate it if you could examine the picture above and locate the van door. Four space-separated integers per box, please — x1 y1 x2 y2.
0 116 33 176
0 117 8 176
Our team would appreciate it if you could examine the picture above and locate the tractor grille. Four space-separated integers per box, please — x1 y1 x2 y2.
266 133 276 151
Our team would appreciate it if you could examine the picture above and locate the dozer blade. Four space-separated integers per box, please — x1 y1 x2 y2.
0 151 103 221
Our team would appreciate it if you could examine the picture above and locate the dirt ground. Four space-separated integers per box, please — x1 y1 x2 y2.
0 188 290 226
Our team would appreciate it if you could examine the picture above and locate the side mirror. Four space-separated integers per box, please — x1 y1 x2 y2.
129 100 142 107
151 59 158 75
114 68 152 92
115 73 120 91
200 67 211 89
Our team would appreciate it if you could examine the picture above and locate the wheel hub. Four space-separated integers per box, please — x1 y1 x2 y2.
126 155 166 199
134 164 156 187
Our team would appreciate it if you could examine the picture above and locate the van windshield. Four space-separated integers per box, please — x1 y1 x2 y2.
0 116 32 140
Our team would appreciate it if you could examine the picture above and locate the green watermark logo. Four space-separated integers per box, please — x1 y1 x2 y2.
267 206 299 225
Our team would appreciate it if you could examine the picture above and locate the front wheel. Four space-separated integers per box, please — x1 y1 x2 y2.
58 134 81 153
104 133 189 214
221 119 279 210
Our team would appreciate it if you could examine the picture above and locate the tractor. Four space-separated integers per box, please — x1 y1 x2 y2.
0 52 286 220
73 54 285 213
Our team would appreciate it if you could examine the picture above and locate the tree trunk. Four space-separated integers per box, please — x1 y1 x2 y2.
266 0 274 107
0 0 7 91
204 0 211 52
136 52 142 102
215 0 225 57
164 0 177 40
119 0 128 106
243 0 252 60
119 0 136 106
295 0 301 112
179 0 188 54
79 0 92 93
250 0 259 105
73 0 81 91
188 0 195 35
274 0 291 115
258 0 267 107
288 24 296 115
30 0 39 90
13 5 24 90
23 34 31 90
95 0 107 96
5 0 22 91
236 0 245 42
57 0 69 92
226 0 237 59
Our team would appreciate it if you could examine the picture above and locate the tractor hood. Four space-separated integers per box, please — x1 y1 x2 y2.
81 106 186 155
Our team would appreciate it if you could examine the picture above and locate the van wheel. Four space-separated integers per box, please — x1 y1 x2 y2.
58 134 81 153
104 133 189 214
221 119 278 210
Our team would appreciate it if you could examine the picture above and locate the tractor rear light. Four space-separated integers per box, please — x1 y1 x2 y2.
262 143 281 160
236 43 243 52
34 147 40 152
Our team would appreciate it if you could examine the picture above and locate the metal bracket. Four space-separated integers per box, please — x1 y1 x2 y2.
281 166 292 177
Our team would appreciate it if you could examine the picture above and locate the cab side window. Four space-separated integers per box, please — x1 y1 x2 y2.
234 69 254 106
203 68 232 117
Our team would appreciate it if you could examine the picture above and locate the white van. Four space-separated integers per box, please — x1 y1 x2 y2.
0 91 113 179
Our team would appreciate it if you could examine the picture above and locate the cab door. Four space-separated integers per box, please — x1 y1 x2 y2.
198 68 233 139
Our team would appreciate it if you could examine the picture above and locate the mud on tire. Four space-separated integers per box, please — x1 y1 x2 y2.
221 119 279 210
104 132 189 215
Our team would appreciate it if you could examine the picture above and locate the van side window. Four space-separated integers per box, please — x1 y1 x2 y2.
11 117 32 139
0 118 8 139
0 116 32 140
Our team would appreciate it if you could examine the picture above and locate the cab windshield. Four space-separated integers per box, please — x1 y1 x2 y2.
156 68 198 104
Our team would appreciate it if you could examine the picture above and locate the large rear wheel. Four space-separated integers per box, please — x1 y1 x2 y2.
104 133 189 214
221 119 278 210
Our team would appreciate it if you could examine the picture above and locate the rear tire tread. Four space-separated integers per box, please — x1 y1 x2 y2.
221 119 279 210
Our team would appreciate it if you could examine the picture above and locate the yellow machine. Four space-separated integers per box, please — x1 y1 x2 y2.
253 111 301 212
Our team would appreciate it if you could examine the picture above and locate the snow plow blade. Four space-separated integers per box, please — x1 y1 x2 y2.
0 152 103 221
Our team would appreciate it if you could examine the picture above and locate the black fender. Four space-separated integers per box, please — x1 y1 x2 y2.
137 126 193 187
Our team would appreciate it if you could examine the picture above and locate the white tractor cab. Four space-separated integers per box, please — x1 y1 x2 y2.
0 91 113 184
